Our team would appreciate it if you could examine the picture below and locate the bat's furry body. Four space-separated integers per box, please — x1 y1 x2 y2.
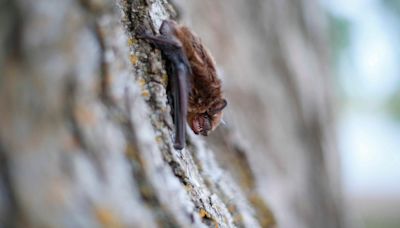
137 20 227 149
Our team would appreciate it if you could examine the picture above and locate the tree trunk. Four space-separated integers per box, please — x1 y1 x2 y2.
0 0 345 228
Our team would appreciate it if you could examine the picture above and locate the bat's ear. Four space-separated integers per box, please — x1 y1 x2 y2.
208 99 227 116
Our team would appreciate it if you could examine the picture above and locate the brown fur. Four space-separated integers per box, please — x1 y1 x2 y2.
173 26 224 114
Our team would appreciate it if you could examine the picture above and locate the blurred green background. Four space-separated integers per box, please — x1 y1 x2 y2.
326 0 400 227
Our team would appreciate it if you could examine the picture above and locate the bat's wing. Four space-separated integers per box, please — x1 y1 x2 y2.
137 31 190 150
170 61 189 150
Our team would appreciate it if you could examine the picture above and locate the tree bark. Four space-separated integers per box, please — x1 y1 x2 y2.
0 0 345 228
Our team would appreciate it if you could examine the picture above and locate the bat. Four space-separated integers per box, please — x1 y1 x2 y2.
137 20 227 150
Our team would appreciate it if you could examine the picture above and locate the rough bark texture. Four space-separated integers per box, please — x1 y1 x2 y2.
0 0 345 228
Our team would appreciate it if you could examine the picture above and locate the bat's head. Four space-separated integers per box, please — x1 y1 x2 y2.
188 99 227 136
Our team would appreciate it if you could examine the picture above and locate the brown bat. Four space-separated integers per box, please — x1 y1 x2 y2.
137 20 227 150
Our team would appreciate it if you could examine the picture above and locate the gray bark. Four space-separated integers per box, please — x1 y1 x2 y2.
0 0 345 228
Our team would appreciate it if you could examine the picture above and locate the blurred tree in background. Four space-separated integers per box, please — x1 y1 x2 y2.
382 0 400 122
